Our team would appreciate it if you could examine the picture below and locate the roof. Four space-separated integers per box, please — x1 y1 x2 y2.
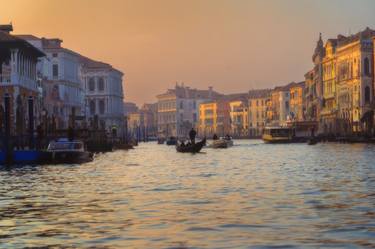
80 56 123 75
336 27 375 47
248 89 271 99
273 81 304 92
0 24 13 33
157 85 221 99
0 31 45 57
16 34 40 40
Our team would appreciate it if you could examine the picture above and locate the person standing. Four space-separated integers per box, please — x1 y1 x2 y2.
189 128 197 144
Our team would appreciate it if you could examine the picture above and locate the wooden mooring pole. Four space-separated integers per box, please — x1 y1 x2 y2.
4 94 12 164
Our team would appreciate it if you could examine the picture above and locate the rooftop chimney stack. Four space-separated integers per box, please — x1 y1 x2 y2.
0 23 13 33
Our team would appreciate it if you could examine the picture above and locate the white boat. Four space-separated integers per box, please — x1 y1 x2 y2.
42 138 93 164
212 137 234 148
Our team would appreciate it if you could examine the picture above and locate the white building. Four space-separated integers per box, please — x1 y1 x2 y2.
17 35 85 129
156 83 220 137
81 57 125 136
0 25 45 136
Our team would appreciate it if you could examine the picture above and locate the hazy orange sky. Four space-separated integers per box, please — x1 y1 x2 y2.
2 0 375 105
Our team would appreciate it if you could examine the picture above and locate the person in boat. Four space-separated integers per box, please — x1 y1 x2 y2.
189 128 197 144
180 141 185 147
225 134 231 140
213 134 218 140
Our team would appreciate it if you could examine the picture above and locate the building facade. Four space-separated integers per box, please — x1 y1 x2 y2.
198 99 231 137
81 57 125 136
19 35 85 129
0 25 45 137
229 100 248 137
289 82 305 121
157 84 220 137
248 90 270 137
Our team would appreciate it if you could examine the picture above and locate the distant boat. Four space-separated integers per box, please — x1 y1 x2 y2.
212 137 234 148
157 137 165 144
176 138 206 153
262 127 293 143
307 138 318 145
41 138 93 164
166 136 177 145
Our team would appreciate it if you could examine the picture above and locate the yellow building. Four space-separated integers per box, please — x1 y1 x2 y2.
289 82 305 121
229 100 248 137
320 39 338 134
335 28 374 134
248 90 270 137
198 100 231 137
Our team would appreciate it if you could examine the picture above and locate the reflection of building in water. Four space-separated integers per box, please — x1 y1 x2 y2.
0 24 45 135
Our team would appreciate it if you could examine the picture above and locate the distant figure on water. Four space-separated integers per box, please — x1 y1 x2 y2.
213 134 218 140
189 128 197 144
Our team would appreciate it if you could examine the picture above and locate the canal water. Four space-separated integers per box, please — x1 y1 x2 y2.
0 140 375 248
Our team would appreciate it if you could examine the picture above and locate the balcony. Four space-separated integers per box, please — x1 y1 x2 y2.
0 73 38 91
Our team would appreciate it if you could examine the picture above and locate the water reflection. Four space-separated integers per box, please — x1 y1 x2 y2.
0 140 375 248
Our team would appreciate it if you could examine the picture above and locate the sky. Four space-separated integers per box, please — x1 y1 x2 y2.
1 0 375 105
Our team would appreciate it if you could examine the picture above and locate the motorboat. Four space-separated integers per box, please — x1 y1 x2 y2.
262 127 293 143
212 137 234 148
176 138 206 153
41 138 93 164
166 136 177 145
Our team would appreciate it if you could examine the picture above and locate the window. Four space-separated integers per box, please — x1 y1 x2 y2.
193 113 197 123
99 100 105 114
98 77 105 91
88 78 95 91
89 100 96 115
52 64 58 78
364 57 370 76
285 101 289 109
52 53 58 57
180 101 183 109
365 86 371 104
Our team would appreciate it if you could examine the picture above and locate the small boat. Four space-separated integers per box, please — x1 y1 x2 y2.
157 137 165 144
307 138 318 145
41 138 93 164
212 137 234 148
176 138 206 153
166 136 177 145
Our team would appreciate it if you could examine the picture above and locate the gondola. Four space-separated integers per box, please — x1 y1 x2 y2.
176 138 206 153
307 137 318 145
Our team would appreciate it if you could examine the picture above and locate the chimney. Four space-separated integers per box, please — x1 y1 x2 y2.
0 24 13 33
208 86 213 99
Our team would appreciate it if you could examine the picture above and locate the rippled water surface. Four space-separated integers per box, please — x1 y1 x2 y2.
1 140 375 248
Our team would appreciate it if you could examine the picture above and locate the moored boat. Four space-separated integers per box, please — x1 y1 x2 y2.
176 138 206 153
166 136 177 145
41 138 93 164
157 137 165 144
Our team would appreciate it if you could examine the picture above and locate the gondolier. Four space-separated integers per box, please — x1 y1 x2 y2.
189 128 197 144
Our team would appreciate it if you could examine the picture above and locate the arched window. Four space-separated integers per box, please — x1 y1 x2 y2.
89 100 96 115
88 78 95 91
98 77 105 91
99 99 105 114
364 57 370 76
365 86 371 104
